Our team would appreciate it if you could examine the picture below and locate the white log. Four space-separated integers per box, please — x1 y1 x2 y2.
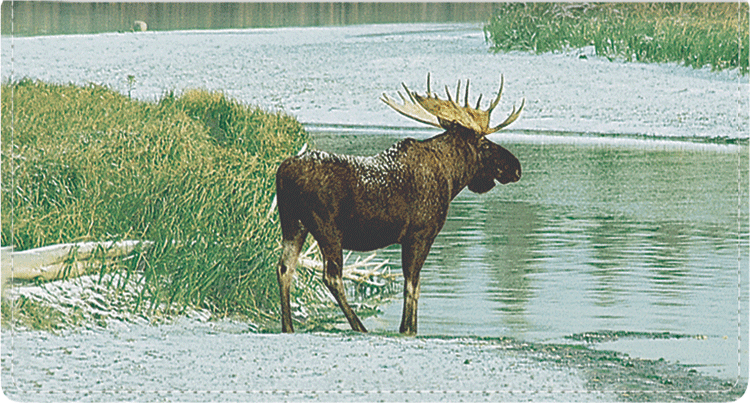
1 240 152 283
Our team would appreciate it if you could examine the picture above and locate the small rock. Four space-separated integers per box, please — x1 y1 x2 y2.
133 21 148 32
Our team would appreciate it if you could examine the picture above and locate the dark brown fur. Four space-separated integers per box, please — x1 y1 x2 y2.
275 124 520 334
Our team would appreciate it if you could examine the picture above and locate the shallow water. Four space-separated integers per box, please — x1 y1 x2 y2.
2 22 748 400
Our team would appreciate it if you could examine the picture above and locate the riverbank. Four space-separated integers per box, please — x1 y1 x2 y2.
484 3 749 74
1 81 309 327
2 320 744 402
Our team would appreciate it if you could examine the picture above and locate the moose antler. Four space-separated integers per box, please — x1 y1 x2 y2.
380 73 524 135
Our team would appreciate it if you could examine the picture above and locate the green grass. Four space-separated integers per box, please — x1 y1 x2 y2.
484 3 749 74
1 296 86 331
2 80 309 325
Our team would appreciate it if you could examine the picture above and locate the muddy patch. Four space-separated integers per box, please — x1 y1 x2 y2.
524 338 745 402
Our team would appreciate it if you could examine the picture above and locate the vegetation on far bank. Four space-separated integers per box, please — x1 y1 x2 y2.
1 80 309 327
484 3 749 74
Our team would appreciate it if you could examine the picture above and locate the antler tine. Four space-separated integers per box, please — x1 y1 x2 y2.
426 73 432 97
402 82 427 106
381 81 441 128
475 93 483 110
487 75 504 113
397 90 407 103
444 85 453 103
401 83 414 101
455 80 462 106
488 98 525 133
464 79 470 108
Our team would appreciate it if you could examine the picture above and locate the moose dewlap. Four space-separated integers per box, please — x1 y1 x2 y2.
275 74 523 335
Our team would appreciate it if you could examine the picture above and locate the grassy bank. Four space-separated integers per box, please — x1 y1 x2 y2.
2 80 309 326
484 3 749 74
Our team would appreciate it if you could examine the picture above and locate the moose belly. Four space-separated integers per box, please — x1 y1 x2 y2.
337 216 404 252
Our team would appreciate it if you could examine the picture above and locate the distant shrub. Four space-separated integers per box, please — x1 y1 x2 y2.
484 3 749 74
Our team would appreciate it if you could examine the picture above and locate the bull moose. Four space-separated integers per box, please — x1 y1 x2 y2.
275 74 524 334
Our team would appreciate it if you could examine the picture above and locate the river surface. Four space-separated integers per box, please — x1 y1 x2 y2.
1 23 748 401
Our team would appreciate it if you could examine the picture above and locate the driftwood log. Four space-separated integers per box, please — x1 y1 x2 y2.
1 240 152 285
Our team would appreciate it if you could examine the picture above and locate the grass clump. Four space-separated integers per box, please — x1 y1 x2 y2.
2 80 309 326
1 295 86 331
484 3 749 74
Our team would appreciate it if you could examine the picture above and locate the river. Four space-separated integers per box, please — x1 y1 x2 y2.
1 22 748 401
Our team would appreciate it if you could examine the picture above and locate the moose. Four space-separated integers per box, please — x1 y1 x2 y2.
275 74 524 334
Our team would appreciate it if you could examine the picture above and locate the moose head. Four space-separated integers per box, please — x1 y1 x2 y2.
381 74 523 193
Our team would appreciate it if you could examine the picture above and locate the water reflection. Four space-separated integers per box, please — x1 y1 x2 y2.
1 2 498 36
588 215 633 307
482 201 543 324
645 223 691 270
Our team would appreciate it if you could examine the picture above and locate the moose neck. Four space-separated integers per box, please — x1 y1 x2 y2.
422 127 481 200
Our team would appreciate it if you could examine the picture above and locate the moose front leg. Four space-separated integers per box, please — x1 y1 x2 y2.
399 237 435 335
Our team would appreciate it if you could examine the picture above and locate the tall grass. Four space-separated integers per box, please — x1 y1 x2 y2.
484 3 749 74
2 80 308 324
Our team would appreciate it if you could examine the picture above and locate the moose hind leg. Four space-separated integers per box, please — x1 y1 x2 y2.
319 242 367 332
277 223 308 333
